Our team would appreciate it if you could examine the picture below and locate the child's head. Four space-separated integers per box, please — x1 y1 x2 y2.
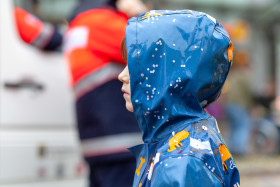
119 10 232 121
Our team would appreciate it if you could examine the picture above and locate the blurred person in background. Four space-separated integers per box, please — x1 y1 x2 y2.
225 50 254 156
14 7 63 51
63 0 147 186
251 78 279 154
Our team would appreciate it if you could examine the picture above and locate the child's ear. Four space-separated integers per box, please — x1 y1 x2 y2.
121 36 127 62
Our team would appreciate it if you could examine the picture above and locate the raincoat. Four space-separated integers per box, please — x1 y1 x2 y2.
125 10 240 187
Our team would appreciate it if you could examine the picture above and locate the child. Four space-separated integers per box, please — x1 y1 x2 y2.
119 10 240 187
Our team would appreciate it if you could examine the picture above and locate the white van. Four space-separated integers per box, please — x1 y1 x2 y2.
0 0 86 186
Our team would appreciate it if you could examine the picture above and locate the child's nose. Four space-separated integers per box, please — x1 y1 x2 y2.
118 69 127 83
118 71 124 82
118 66 129 83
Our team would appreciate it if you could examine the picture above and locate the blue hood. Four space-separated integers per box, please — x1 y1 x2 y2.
126 10 232 143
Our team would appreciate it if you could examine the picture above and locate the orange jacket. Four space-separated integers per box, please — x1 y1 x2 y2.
63 9 128 86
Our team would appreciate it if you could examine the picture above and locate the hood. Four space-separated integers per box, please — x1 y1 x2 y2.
126 10 232 143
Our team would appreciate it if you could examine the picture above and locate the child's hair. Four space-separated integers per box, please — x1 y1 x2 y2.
121 36 127 62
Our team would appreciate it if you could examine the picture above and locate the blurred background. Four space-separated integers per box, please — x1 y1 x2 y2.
1 0 280 186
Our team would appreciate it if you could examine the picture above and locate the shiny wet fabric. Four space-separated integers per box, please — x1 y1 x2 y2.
125 10 240 187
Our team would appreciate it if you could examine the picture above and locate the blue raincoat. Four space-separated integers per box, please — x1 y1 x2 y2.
125 10 240 187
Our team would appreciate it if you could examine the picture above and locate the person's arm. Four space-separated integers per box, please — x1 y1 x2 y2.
150 156 223 187
14 7 62 51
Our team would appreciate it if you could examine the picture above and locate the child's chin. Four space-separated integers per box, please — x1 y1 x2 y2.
126 103 134 112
